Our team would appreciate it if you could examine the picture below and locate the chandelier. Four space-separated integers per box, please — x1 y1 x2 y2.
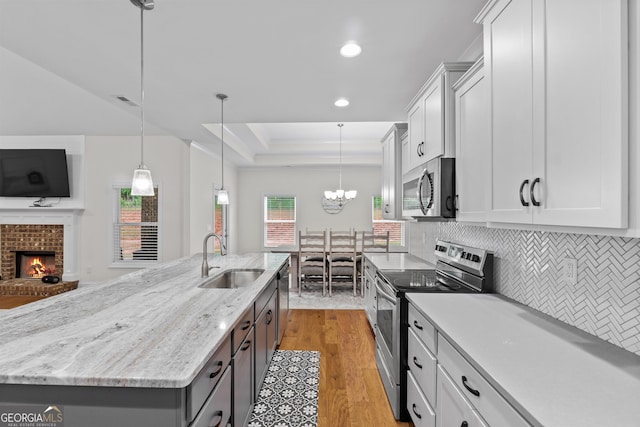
324 123 357 207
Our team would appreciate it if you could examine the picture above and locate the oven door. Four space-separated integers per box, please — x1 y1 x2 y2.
375 274 401 418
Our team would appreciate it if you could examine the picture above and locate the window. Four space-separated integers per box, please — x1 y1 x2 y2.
372 195 405 248
264 195 296 248
212 189 227 254
112 186 160 265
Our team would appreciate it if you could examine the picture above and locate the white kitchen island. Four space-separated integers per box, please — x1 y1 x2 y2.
407 293 640 427
0 252 289 427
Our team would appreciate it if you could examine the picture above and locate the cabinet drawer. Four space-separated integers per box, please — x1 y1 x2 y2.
233 306 253 354
436 365 488 427
255 280 277 320
407 370 436 427
407 328 437 406
438 337 530 427
192 365 232 427
187 334 231 422
408 303 436 354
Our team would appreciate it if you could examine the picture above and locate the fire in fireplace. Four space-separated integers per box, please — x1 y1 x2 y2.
15 251 56 279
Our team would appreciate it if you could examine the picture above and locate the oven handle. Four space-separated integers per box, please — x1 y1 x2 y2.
375 277 396 303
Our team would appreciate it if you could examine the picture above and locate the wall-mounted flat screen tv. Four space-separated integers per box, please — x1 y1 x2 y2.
0 149 71 197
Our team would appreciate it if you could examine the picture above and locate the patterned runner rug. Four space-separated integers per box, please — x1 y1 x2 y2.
248 350 320 427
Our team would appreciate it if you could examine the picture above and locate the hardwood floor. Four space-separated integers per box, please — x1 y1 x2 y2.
0 295 48 309
279 309 413 427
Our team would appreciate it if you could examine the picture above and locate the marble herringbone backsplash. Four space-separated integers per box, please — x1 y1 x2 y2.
409 222 640 356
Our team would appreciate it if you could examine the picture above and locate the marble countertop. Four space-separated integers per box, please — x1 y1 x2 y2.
407 293 640 427
0 252 288 389
364 252 435 271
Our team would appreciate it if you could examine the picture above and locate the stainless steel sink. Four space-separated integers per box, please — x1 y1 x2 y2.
198 269 265 289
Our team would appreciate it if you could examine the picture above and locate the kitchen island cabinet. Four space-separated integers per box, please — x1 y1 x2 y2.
0 252 289 427
254 279 278 398
407 293 640 426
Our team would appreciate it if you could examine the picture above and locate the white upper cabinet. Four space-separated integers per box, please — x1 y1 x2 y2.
477 0 629 228
381 123 408 220
406 63 473 173
453 58 488 223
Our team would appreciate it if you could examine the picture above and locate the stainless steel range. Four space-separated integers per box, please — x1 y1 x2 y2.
375 240 493 420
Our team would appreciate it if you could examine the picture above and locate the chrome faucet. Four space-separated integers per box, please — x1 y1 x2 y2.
202 232 227 277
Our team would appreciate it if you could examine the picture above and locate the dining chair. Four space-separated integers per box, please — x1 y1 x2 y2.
327 230 358 296
359 230 390 289
298 230 327 296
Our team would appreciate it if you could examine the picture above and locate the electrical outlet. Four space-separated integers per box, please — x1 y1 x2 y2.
562 258 577 285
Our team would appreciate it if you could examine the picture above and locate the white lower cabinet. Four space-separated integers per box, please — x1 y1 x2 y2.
407 370 436 427
363 258 377 331
407 301 531 427
406 305 438 427
436 365 487 427
438 337 529 427
407 327 437 405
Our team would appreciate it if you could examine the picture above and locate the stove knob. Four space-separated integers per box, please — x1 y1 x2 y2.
471 254 481 262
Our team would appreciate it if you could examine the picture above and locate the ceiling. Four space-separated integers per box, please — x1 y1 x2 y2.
0 0 485 167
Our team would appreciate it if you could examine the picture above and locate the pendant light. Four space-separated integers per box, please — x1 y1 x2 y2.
216 93 229 205
130 0 155 196
324 123 357 206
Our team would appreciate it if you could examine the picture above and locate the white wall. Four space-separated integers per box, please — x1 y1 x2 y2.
236 165 382 252
189 143 238 255
79 135 190 282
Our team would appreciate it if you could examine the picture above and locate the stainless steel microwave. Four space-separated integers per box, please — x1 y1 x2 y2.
402 157 455 219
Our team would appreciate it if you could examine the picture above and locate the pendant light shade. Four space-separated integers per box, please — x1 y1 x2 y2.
130 0 155 196
217 189 229 205
323 123 357 206
132 167 154 195
216 93 229 205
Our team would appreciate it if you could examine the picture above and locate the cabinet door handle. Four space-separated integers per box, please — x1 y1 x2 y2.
416 143 422 157
208 361 223 379
266 309 273 325
241 340 251 351
413 320 423 330
384 204 389 214
461 375 480 397
412 403 422 419
530 177 541 206
208 410 223 427
519 179 530 207
412 356 423 369
454 194 459 212
240 319 251 331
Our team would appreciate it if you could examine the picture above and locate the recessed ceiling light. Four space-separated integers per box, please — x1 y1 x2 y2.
340 42 362 58
334 98 350 107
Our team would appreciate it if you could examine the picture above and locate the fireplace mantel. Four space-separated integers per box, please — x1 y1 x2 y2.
0 210 80 281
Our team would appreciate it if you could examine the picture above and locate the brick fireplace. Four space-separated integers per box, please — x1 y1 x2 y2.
0 210 79 282
1 224 64 280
